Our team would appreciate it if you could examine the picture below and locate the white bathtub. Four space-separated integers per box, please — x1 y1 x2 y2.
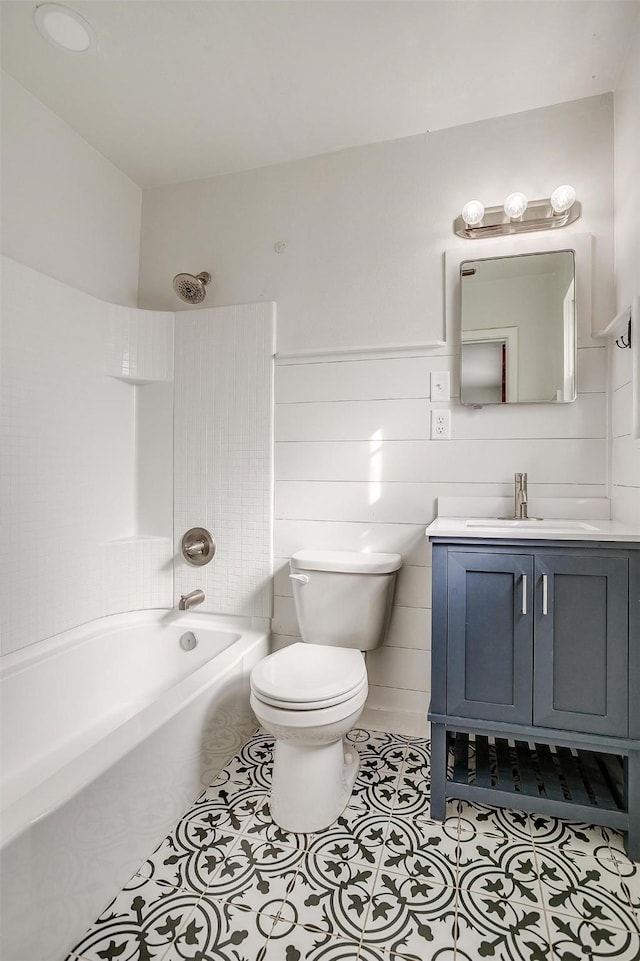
0 609 269 961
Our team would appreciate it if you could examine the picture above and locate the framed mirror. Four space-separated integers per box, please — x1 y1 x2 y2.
460 250 576 405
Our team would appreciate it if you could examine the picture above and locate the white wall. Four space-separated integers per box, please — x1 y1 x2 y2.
139 95 613 735
139 95 614 345
611 21 640 525
1 73 141 306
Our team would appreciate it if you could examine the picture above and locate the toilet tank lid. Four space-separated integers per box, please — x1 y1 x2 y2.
291 550 402 574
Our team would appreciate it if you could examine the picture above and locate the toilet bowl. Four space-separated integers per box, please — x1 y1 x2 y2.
250 642 368 832
250 549 402 832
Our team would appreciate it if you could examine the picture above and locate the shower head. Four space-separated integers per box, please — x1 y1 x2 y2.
172 271 211 305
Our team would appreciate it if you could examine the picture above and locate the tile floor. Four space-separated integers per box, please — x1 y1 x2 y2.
67 729 640 961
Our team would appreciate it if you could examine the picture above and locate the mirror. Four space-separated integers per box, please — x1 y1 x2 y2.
460 250 576 405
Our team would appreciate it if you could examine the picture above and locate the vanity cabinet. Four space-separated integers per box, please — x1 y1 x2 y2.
429 536 640 859
446 548 629 736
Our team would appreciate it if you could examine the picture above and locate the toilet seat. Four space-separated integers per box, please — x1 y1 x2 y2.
250 643 366 710
253 674 368 711
250 680 368 730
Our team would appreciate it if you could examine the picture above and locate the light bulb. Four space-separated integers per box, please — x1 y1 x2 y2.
461 200 484 226
550 184 576 213
504 192 528 219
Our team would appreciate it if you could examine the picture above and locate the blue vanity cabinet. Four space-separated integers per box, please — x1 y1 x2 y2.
446 551 534 725
532 552 629 737
446 547 629 737
429 536 640 859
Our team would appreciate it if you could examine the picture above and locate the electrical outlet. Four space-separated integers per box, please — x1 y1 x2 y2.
431 408 451 440
431 371 450 401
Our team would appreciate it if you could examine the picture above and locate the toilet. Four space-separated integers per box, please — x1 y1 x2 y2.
250 549 402 832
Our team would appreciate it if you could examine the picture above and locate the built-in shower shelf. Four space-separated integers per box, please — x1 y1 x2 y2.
107 374 172 385
445 731 628 829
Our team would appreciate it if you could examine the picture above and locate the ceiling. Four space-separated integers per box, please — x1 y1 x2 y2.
1 1 638 188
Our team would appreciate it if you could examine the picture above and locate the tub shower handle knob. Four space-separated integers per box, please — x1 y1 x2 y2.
289 573 309 585
185 540 206 556
181 527 216 566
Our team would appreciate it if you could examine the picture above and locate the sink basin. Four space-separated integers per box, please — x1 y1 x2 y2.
465 519 599 533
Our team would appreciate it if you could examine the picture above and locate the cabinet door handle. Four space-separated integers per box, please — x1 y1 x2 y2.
521 574 527 615
542 573 548 615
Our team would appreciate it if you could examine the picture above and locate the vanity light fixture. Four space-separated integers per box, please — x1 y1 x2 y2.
456 185 580 239
33 3 97 54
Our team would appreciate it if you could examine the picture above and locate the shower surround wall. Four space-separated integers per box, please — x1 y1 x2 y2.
0 257 274 655
0 257 174 655
174 303 275 618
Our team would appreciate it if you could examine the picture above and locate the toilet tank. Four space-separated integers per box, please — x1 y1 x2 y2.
289 550 402 650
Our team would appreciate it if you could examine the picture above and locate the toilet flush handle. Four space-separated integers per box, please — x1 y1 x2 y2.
289 573 309 585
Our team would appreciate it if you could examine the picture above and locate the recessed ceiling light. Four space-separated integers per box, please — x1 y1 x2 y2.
33 3 97 54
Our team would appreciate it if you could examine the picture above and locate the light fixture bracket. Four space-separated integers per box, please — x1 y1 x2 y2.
454 197 581 239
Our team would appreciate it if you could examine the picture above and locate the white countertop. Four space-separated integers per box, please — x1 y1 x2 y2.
426 516 640 542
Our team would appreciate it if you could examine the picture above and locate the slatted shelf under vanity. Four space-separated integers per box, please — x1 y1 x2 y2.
445 731 628 830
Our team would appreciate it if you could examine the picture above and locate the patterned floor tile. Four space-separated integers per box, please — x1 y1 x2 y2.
380 815 459 889
347 729 406 753
137 812 241 893
221 731 274 790
388 948 455 961
393 740 430 818
548 913 640 961
66 728 640 961
243 797 314 850
350 733 405 814
361 869 457 960
614 858 640 919
415 799 461 838
67 876 200 961
261 916 366 960
309 804 391 869
528 814 622 863
607 833 636 865
456 833 541 907
401 735 430 754
535 848 639 932
203 834 305 916
455 889 550 961
454 800 533 842
277 849 377 943
188 779 271 838
163 898 274 961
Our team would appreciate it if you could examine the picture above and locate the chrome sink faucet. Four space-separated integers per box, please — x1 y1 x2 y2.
179 589 205 611
500 473 536 521
514 472 528 520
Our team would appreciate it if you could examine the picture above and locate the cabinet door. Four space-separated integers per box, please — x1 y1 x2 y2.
533 553 629 736
447 551 533 724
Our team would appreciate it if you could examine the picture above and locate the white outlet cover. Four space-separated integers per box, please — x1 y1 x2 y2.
431 408 451 440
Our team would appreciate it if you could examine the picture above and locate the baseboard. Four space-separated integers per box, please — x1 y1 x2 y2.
359 706 429 740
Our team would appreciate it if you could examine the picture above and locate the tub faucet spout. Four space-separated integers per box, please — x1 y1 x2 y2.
179 589 205 611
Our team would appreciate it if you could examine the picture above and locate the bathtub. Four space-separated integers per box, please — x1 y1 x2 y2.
0 609 269 961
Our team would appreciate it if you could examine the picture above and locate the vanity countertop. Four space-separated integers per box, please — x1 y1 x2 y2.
426 517 640 542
